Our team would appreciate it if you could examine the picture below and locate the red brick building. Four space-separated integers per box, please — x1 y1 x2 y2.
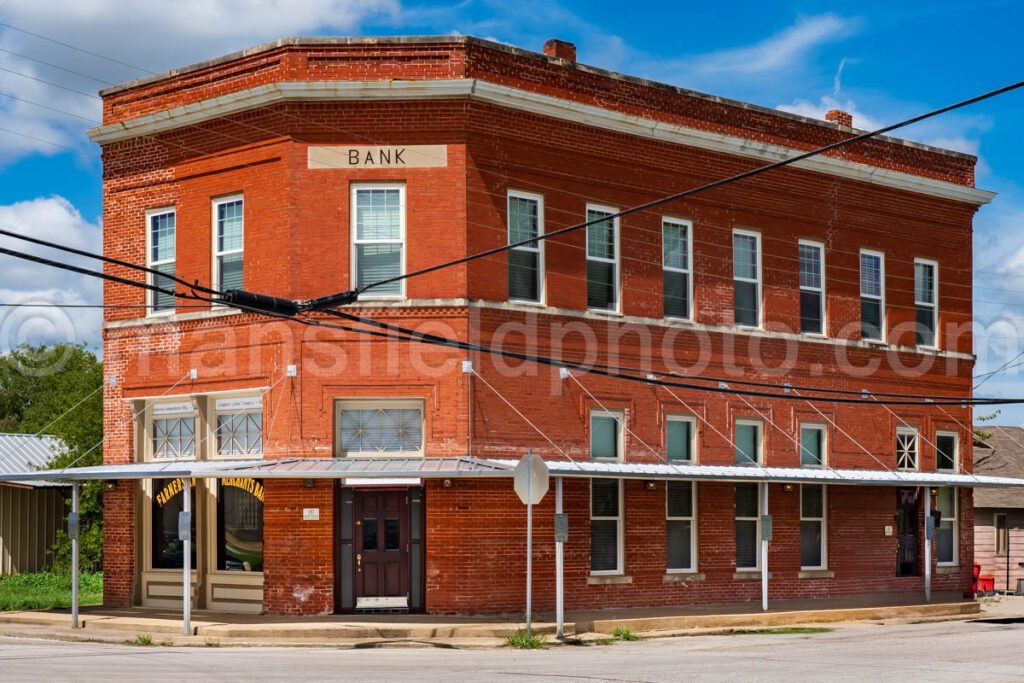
88 36 996 616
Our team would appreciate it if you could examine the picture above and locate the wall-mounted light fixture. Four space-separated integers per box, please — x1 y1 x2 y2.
442 479 453 488
304 479 315 489
103 480 118 492
645 481 657 491
783 483 795 493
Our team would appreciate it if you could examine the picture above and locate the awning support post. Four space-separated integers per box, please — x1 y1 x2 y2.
555 476 564 639
924 486 932 603
525 463 533 640
182 477 192 636
761 482 769 612
71 481 80 629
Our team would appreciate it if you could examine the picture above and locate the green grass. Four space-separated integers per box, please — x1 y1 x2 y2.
133 634 153 646
0 572 103 611
505 630 548 649
732 626 832 635
611 626 643 641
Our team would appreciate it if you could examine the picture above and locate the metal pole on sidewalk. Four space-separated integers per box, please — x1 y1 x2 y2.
526 458 533 640
71 482 80 629
924 487 932 603
555 476 564 639
183 478 192 636
761 482 769 612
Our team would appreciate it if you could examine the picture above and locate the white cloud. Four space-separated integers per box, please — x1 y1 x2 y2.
777 94 886 131
0 196 102 349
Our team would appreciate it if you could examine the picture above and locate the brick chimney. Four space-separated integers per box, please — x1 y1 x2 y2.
825 109 853 129
543 39 576 62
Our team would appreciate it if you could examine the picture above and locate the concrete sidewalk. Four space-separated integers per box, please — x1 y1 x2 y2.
0 592 986 648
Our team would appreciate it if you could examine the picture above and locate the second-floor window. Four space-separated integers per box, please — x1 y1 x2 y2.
213 196 244 292
896 427 918 470
936 432 957 471
666 415 695 462
735 420 762 465
336 400 423 456
353 185 405 297
732 230 760 327
799 241 824 335
147 208 176 314
507 191 543 303
590 410 622 460
860 250 885 341
662 219 692 320
152 402 196 460
215 396 263 457
800 424 825 467
586 205 619 311
915 259 938 348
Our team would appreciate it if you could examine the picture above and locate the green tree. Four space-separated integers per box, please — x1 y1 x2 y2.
0 344 104 572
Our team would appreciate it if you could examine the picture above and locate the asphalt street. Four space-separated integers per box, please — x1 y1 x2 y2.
1 618 1023 682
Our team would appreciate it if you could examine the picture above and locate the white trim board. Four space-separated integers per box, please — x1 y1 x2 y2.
87 79 994 206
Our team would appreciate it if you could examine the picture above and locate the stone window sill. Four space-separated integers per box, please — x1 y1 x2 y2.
798 569 835 579
664 572 705 584
936 566 959 575
733 571 772 581
588 574 633 585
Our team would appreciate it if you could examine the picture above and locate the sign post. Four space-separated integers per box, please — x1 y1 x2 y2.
554 477 566 639
181 478 192 637
70 482 80 629
514 451 549 639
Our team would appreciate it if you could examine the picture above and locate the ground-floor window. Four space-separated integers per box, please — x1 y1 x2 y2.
591 478 622 574
666 481 696 572
935 487 957 566
995 512 1008 555
217 478 265 572
735 483 760 570
151 477 196 569
800 484 827 569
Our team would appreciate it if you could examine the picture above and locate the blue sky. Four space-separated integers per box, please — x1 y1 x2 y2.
0 0 1022 421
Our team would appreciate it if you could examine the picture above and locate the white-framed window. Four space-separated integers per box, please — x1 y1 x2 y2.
590 478 623 574
799 423 826 467
936 431 958 472
212 195 244 292
590 410 623 461
896 427 919 470
995 512 1008 555
860 249 885 341
800 484 827 570
734 419 762 465
935 487 957 566
352 184 405 297
214 396 264 458
732 229 761 328
662 218 692 320
151 401 196 460
507 190 544 303
666 415 696 462
146 207 176 315
586 204 619 312
735 483 761 570
666 481 696 572
914 258 938 348
336 399 423 457
798 240 825 335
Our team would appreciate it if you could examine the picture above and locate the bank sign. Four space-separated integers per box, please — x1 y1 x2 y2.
308 144 448 169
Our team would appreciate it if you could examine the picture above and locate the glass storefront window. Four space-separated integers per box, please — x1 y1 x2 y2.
217 478 264 572
151 477 196 569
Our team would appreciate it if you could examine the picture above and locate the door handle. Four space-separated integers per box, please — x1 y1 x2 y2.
356 553 362 572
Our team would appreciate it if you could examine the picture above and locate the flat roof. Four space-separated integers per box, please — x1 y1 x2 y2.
98 35 974 162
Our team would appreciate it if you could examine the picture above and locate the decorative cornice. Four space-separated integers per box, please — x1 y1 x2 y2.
87 79 995 206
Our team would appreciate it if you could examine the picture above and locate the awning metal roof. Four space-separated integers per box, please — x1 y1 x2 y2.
2 456 1024 488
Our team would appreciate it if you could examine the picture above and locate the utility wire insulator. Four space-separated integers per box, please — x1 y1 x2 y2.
302 290 359 311
221 289 300 317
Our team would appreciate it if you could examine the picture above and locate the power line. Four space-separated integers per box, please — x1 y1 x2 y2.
0 21 155 74
0 46 115 85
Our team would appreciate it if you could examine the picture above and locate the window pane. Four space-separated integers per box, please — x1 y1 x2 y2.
733 233 757 280
362 518 379 551
799 244 822 289
667 520 692 570
800 427 822 466
915 262 935 304
153 262 177 311
735 424 758 464
800 521 823 567
734 281 758 327
217 481 264 572
663 271 690 319
356 244 402 294
152 478 195 569
218 252 244 291
802 485 824 518
662 222 688 271
587 260 616 309
735 520 758 569
667 420 692 461
590 519 619 572
936 435 956 471
509 249 539 301
591 479 619 517
339 407 422 454
937 522 954 564
861 299 882 340
667 481 693 517
153 416 195 459
591 415 619 459
508 196 539 244
936 487 955 517
385 518 401 551
800 290 823 334
860 253 881 297
586 211 615 260
356 189 401 240
897 432 917 469
150 212 176 263
915 306 936 347
735 483 758 517
217 413 263 456
216 200 243 252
